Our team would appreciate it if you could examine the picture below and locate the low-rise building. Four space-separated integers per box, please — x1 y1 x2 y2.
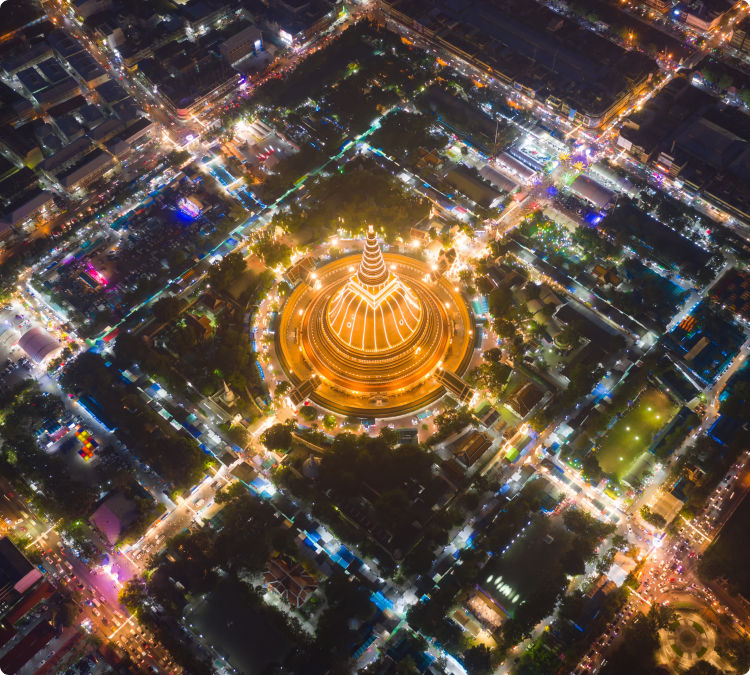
672 0 735 33
179 0 234 32
570 175 616 208
1 41 53 77
141 57 240 120
0 189 53 236
35 77 81 111
219 24 263 64
94 79 130 109
264 554 319 608
0 123 43 168
57 149 115 194
453 431 493 468
17 66 47 96
72 0 114 20
68 51 109 89
40 137 96 176
37 57 69 85
47 29 85 63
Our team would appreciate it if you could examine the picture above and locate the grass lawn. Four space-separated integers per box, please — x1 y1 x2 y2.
697 647 707 658
693 622 705 634
596 389 678 480
672 645 684 657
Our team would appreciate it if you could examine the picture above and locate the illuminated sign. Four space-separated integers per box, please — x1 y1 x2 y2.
178 196 203 218
280 30 293 44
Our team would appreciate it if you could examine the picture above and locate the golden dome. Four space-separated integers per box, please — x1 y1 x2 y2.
326 228 424 353
295 226 452 394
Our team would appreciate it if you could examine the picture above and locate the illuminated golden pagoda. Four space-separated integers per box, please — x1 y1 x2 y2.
275 225 474 417
326 226 424 354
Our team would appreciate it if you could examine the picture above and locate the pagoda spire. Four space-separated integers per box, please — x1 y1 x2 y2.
357 225 389 286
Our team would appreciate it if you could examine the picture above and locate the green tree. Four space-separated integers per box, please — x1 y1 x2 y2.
640 505 667 529
170 324 197 356
214 481 246 504
207 251 247 289
718 74 734 91
463 644 494 675
299 405 319 422
261 419 295 452
167 150 191 168
253 239 292 269
119 576 148 616
561 547 587 576
274 381 292 398
717 636 750 674
58 601 78 627
152 296 182 323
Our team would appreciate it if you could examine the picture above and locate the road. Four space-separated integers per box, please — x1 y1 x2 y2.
0 474 176 672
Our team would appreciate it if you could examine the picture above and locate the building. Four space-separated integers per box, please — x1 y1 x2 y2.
262 6 337 46
435 368 474 404
37 58 68 85
1 42 54 77
17 67 47 96
89 118 127 144
642 0 673 12
179 0 234 32
184 313 214 341
79 103 106 130
264 554 318 608
0 123 44 168
730 16 750 53
506 381 545 419
672 0 735 33
453 431 493 468
94 19 126 49
219 24 263 64
0 189 53 234
590 162 635 195
445 166 503 207
118 117 156 145
35 77 82 111
570 175 616 208
286 375 321 407
284 256 316 286
496 152 537 182
40 137 96 177
72 0 113 20
47 29 85 63
140 57 241 120
57 150 115 194
0 537 43 617
0 167 39 206
17 327 63 364
276 225 473 418
68 52 109 89
478 165 519 194
47 95 88 120
382 0 657 129
94 79 130 109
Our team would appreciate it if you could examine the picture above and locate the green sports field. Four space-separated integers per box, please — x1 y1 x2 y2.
596 389 678 480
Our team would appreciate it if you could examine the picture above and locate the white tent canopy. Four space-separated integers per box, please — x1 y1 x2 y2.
18 327 62 363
